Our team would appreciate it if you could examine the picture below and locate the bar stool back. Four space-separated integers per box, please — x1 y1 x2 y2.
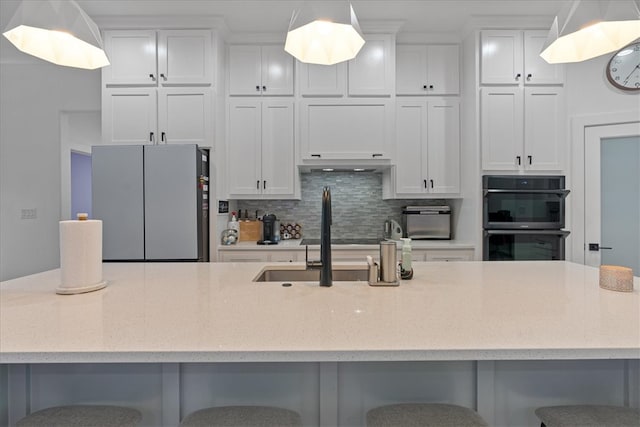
535 405 640 427
366 403 488 427
16 405 142 426
180 405 303 427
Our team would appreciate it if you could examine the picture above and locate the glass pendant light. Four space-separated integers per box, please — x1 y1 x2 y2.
285 2 365 65
540 0 640 64
3 0 110 70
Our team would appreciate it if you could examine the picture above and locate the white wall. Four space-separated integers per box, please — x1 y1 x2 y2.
565 55 640 118
0 62 101 281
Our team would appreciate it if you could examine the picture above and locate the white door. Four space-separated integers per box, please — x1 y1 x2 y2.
584 122 640 274
427 100 460 194
102 88 157 145
227 100 261 196
261 100 295 196
158 30 212 86
395 100 427 195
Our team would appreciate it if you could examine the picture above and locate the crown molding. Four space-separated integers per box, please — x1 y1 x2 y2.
396 32 463 44
93 15 230 35
463 15 553 34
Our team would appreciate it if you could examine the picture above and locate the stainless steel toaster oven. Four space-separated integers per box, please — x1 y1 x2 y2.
402 206 451 240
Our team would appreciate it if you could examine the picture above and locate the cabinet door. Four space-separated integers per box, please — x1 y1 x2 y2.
102 30 157 86
228 100 262 195
219 251 267 262
300 99 392 159
426 45 460 95
427 100 460 193
261 45 294 96
348 34 394 96
261 100 295 196
228 45 263 95
480 30 523 85
396 45 427 95
158 30 212 85
395 100 427 194
523 30 564 85
425 249 474 261
481 87 523 170
298 61 346 96
524 87 564 170
157 88 212 146
102 88 157 145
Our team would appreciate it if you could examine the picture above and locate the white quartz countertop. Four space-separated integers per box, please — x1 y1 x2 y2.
1 261 638 364
219 240 475 250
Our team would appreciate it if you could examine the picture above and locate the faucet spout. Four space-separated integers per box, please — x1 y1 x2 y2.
320 186 333 287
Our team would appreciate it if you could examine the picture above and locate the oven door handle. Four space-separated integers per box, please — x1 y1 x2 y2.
483 189 570 198
484 229 571 236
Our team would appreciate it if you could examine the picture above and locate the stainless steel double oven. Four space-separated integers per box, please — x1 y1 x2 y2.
483 175 570 261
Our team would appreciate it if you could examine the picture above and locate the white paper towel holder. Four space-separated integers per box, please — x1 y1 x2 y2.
57 213 107 295
56 280 107 295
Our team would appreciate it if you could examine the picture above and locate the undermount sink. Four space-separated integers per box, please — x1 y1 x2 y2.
253 266 369 282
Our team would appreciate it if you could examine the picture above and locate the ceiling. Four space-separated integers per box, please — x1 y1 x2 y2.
0 0 568 61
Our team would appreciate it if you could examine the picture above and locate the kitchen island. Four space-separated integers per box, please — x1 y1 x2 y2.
1 261 638 426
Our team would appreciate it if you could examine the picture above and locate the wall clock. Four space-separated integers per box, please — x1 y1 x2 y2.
606 41 640 92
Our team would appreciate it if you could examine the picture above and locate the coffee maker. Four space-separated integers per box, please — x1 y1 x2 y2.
258 214 279 245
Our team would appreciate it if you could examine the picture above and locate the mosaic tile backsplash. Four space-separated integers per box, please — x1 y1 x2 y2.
236 171 446 241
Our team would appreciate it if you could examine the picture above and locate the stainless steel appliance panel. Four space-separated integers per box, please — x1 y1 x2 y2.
92 145 145 261
402 206 451 240
144 145 199 260
483 175 569 229
483 230 570 261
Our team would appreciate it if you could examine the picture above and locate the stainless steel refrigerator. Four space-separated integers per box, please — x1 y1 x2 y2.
92 144 209 262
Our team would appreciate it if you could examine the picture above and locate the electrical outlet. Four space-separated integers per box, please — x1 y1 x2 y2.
21 208 37 220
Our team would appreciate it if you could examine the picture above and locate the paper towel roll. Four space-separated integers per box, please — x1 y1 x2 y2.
58 219 104 294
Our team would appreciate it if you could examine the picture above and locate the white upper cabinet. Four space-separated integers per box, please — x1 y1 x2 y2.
522 31 564 85
481 87 524 170
227 99 296 198
348 34 395 96
396 44 460 95
297 62 346 97
299 99 393 160
228 45 294 96
394 99 460 196
480 30 563 85
102 88 158 145
102 87 212 146
481 86 564 171
157 30 213 85
103 30 213 86
297 33 394 97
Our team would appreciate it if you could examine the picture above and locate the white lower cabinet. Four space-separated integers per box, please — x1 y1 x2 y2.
481 86 564 171
218 250 298 263
424 249 474 261
102 88 212 146
227 99 297 199
218 248 474 263
393 98 460 197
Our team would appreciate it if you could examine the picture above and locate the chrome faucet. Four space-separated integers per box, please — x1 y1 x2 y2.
306 186 333 287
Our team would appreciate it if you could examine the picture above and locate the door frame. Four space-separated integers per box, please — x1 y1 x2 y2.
569 110 640 264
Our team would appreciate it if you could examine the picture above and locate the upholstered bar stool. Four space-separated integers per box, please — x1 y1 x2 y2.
366 403 488 427
535 405 640 427
16 405 142 426
180 405 303 427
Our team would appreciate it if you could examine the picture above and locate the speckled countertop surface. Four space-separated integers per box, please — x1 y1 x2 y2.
1 261 638 363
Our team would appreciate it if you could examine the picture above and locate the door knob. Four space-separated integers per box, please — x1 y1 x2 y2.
588 243 613 251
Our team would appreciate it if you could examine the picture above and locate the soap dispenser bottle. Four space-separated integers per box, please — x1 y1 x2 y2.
400 238 414 280
228 211 240 232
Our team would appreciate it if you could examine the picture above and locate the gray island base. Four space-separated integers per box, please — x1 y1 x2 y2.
1 261 638 426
